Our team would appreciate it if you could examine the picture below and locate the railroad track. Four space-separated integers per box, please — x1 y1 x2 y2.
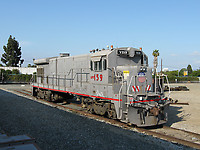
136 126 200 149
10 89 200 149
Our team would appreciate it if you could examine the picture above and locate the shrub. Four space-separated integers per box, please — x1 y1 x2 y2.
12 69 20 74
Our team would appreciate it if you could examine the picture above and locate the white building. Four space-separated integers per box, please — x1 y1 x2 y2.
163 68 169 72
0 67 36 75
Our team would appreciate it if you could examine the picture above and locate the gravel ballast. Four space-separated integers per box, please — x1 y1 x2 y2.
0 89 194 150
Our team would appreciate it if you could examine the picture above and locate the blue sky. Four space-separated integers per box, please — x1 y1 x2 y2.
0 0 200 70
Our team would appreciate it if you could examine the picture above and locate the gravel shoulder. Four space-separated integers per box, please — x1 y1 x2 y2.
0 85 193 150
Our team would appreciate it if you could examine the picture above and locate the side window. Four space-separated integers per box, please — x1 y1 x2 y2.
144 55 147 65
103 59 107 70
90 61 93 70
141 54 144 65
91 58 106 71
37 67 44 77
94 62 98 71
99 59 102 71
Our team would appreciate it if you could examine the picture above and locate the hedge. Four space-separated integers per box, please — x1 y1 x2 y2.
0 69 32 83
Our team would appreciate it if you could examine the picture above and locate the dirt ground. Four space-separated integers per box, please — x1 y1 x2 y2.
165 83 200 134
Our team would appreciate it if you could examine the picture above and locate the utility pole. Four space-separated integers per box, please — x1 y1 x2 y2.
161 59 163 74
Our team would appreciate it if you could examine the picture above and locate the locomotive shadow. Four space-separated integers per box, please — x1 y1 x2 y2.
165 105 184 127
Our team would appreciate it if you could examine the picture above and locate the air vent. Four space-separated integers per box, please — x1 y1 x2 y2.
60 53 70 57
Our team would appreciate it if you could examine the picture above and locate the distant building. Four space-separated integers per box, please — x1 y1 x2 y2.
0 67 36 75
184 71 188 76
163 68 169 72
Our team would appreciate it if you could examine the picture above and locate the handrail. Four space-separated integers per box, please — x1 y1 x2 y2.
118 77 124 119
127 75 134 98
164 74 171 98
158 75 163 94
33 71 89 88
110 67 125 119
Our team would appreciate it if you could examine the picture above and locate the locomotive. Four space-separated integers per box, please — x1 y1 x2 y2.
32 46 170 127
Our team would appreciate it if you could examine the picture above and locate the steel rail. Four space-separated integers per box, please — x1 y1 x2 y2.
136 127 200 149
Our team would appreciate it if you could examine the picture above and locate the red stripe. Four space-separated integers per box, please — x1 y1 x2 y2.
148 85 151 91
136 86 139 92
132 86 136 92
32 85 122 102
130 98 167 104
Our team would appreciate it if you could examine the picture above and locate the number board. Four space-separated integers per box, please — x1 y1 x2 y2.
135 51 142 56
91 74 103 81
117 50 129 56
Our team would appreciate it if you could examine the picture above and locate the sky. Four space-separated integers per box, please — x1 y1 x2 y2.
0 0 200 70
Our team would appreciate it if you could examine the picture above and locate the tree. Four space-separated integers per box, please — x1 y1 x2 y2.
165 70 178 77
187 64 193 76
1 35 22 67
5 70 12 75
152 49 160 57
27 64 36 68
191 69 200 77
12 69 20 74
152 49 159 74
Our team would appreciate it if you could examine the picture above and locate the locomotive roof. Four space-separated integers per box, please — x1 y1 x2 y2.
90 49 112 57
90 47 144 56
34 47 146 65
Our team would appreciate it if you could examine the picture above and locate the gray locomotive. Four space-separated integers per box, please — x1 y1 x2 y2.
32 46 170 127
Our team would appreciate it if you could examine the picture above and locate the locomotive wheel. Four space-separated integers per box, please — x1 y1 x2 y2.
107 110 113 119
107 104 117 119
99 105 106 116
37 89 45 99
93 104 99 114
107 110 117 119
82 103 88 108
51 93 60 102
87 104 94 114
44 91 52 101
81 97 88 108
93 103 106 116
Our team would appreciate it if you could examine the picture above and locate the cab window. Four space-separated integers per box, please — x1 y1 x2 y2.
94 61 98 71
103 59 107 70
99 59 102 71
90 61 93 71
91 59 106 71
144 55 148 65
